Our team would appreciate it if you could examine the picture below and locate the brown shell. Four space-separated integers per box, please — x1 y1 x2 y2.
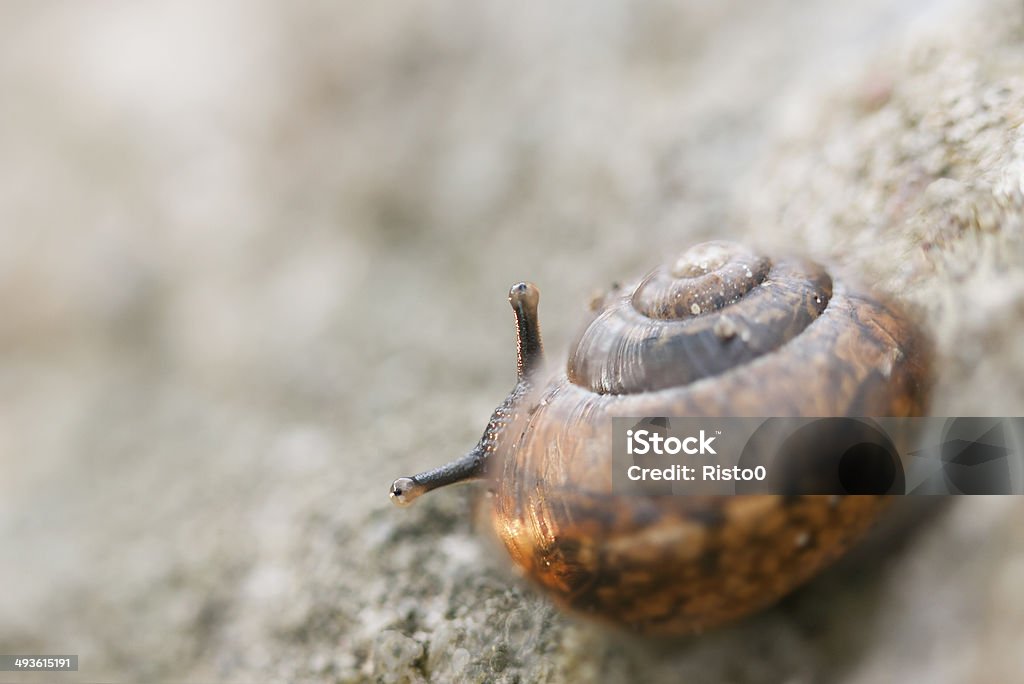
487 241 930 635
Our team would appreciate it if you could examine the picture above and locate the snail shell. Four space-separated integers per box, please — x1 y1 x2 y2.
390 241 930 635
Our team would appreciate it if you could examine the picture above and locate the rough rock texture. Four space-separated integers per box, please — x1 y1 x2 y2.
0 1 1022 683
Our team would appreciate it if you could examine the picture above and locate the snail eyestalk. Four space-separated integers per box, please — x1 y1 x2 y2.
509 281 544 379
389 282 544 507
389 443 487 506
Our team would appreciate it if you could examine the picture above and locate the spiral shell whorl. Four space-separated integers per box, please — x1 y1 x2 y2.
568 241 833 395
633 241 771 319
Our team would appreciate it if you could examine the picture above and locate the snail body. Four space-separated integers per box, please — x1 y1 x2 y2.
390 241 929 635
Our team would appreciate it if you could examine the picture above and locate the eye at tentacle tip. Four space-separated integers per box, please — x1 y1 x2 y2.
508 281 540 309
389 477 424 507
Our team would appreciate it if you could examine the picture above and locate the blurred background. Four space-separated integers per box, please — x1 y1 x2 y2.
1 1 1021 683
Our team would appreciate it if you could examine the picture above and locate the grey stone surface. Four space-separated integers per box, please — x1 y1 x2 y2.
0 1 1021 682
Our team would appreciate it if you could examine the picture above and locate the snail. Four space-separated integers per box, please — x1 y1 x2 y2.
389 241 930 635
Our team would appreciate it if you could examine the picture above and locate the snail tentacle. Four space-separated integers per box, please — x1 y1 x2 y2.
510 281 544 379
388 443 486 506
389 281 546 506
